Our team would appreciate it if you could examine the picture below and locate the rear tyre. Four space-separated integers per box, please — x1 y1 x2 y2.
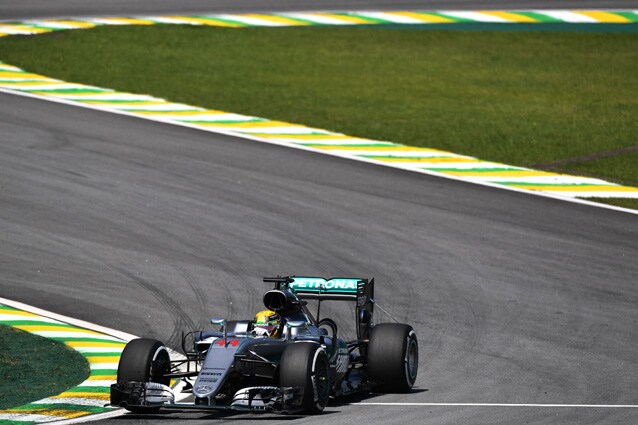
279 342 330 414
368 323 418 393
117 338 171 413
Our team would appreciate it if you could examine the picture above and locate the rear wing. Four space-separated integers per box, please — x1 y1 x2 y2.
292 277 359 299
263 276 375 340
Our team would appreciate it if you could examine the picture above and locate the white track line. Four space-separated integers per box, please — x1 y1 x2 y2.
0 296 137 341
1 87 637 216
355 402 638 408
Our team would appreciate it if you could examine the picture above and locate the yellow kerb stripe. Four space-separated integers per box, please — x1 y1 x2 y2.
511 185 638 192
166 16 242 27
135 110 224 116
202 121 310 129
54 392 110 400
88 375 117 381
43 20 97 28
574 11 632 23
479 11 539 22
14 325 102 334
441 170 557 177
0 310 42 317
314 145 447 152
85 356 121 363
0 408 90 419
250 133 358 140
0 81 59 85
314 13 373 24
0 25 51 33
105 18 156 25
242 14 312 26
391 12 454 23
372 156 474 163
0 71 48 79
83 100 166 105
67 341 125 348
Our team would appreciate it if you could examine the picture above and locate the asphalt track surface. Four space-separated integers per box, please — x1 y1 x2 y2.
1 1 638 424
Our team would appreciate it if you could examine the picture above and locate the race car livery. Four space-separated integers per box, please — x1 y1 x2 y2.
110 276 418 415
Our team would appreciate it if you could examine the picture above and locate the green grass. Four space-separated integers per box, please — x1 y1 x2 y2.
0 25 637 208
0 324 89 409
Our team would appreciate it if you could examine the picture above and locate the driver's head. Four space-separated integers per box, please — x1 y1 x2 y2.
253 310 281 337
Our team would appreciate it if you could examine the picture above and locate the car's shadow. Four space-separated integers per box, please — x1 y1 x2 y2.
330 387 429 407
112 389 428 420
113 409 340 421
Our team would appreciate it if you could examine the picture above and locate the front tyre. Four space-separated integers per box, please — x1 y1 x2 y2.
368 323 418 393
279 342 330 414
116 338 171 413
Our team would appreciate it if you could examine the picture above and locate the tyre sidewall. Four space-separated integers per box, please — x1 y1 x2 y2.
368 323 418 393
279 342 330 414
118 338 171 386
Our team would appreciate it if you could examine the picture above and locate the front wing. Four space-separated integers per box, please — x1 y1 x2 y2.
110 382 305 414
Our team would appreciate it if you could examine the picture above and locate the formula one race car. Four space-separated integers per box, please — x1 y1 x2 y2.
110 276 418 415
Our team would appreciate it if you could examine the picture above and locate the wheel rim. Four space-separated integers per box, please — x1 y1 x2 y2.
150 347 170 385
405 338 418 383
315 356 330 403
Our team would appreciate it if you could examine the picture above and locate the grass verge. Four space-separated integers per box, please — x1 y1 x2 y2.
0 324 89 409
0 25 636 208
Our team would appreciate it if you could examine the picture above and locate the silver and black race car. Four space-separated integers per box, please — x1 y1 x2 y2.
110 276 419 415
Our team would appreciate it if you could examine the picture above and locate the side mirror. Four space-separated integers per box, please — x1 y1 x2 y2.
286 320 306 328
211 318 227 341
359 309 371 324
286 321 306 340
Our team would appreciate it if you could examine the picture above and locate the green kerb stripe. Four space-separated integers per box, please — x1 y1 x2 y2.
81 352 122 357
126 106 203 111
10 404 110 413
64 386 110 393
433 12 471 22
0 305 19 311
614 11 638 22
271 14 330 26
89 368 118 374
501 12 539 22
91 369 120 376
26 88 109 94
336 13 389 24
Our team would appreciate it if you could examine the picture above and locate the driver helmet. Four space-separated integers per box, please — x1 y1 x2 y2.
253 310 281 337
